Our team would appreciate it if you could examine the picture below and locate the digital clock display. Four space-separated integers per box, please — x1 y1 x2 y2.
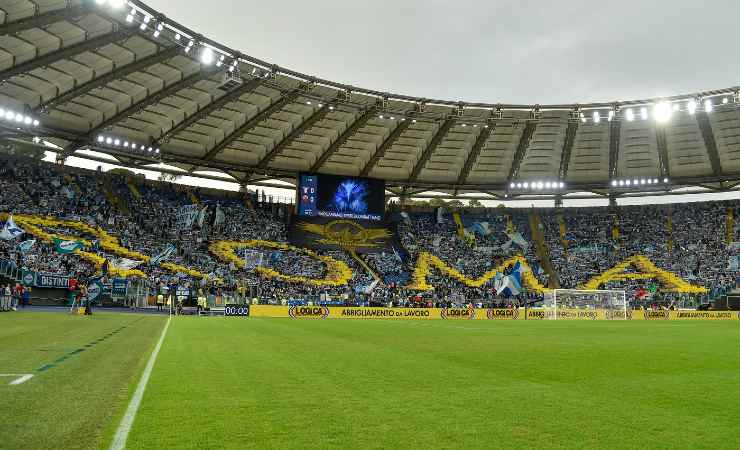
224 305 250 316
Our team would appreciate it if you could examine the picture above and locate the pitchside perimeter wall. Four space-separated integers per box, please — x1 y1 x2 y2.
250 306 740 321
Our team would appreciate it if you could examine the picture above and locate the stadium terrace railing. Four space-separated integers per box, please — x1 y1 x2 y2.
0 259 21 282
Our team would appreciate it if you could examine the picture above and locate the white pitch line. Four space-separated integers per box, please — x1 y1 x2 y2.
0 374 34 385
110 315 171 450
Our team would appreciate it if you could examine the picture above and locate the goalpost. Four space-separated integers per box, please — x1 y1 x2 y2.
541 289 628 320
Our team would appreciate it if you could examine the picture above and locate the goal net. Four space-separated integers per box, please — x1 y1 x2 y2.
541 289 627 320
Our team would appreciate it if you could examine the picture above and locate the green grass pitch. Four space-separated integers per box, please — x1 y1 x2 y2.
2 313 740 449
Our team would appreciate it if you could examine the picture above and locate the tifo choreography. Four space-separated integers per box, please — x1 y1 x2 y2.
0 155 737 312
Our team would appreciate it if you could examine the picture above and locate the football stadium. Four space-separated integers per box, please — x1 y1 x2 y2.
1 0 740 449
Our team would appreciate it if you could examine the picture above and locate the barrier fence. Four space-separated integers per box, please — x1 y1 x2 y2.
249 306 740 321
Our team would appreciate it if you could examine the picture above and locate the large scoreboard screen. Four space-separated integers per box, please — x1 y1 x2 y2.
297 173 385 221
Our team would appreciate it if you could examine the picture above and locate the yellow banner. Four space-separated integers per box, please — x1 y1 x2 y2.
632 310 740 321
452 212 465 238
249 306 739 321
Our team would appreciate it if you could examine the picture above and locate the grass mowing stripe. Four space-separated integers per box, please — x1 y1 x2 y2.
1 312 166 450
110 315 171 450
124 319 740 449
30 316 146 376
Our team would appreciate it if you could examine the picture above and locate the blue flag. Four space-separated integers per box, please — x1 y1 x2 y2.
0 216 24 240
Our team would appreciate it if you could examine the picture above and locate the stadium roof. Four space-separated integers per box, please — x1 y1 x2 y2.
1 0 740 200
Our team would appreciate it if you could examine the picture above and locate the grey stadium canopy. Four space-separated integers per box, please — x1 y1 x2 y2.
2 0 740 201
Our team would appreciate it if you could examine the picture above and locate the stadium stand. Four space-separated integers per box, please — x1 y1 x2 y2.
0 0 738 312
0 154 736 311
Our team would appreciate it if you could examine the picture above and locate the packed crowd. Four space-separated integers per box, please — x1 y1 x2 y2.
540 201 737 305
0 154 736 308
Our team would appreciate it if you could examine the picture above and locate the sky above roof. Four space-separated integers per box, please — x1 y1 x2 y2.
145 0 740 105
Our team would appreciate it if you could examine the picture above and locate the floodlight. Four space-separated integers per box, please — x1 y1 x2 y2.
200 47 214 65
687 99 697 114
653 101 672 123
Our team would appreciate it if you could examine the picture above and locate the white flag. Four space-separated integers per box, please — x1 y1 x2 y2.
0 216 24 241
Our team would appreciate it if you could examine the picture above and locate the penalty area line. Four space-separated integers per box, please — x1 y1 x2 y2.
0 374 34 385
110 315 171 450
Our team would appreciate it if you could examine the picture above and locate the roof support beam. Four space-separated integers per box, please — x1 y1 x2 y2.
0 30 132 81
39 45 182 111
408 118 454 183
559 120 578 180
309 106 376 172
89 68 218 137
695 111 723 177
655 125 670 178
507 121 536 183
156 78 262 145
360 119 411 177
257 104 331 169
482 190 504 200
608 118 621 178
457 122 494 186
202 91 299 161
0 4 90 35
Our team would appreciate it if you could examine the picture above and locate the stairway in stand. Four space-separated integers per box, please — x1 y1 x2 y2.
350 250 382 283
528 210 560 289
100 179 130 216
